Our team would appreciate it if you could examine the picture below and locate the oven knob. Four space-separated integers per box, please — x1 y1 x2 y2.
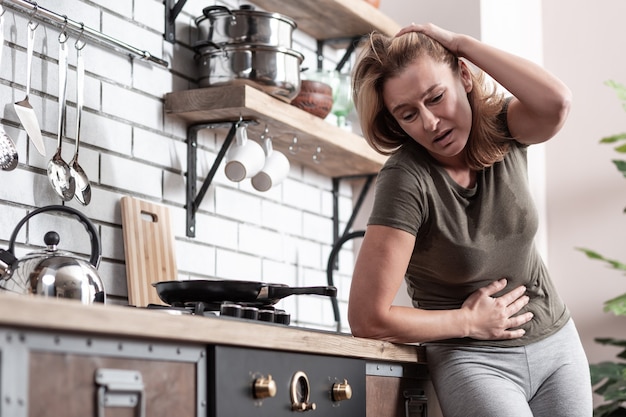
332 379 353 401
253 375 277 399
290 371 316 412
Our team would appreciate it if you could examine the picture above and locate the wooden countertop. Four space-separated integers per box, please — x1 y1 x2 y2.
0 294 425 364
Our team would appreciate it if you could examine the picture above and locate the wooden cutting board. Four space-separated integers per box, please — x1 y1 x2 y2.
121 196 177 307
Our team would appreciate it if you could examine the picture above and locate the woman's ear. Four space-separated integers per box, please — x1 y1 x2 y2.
459 60 473 93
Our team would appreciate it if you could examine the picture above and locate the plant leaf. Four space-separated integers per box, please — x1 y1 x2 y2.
613 160 626 178
595 338 626 348
593 402 626 417
606 80 626 112
605 293 626 316
601 133 626 144
591 361 626 384
602 379 626 402
576 248 626 273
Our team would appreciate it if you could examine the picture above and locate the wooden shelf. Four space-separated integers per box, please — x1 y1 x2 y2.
164 85 387 177
250 0 401 41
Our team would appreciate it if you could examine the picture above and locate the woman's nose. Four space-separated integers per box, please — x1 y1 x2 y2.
422 109 440 131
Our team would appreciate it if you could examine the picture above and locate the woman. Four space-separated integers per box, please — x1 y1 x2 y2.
348 23 592 416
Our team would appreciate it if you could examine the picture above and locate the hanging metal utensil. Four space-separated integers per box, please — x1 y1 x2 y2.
0 129 18 171
0 6 18 171
46 30 75 200
69 35 91 205
13 14 45 156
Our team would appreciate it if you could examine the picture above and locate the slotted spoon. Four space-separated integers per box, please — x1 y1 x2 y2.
0 6 18 171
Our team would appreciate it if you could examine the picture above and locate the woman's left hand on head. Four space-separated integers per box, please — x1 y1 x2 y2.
395 22 461 55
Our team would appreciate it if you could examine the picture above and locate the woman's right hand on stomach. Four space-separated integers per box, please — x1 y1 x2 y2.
460 278 533 340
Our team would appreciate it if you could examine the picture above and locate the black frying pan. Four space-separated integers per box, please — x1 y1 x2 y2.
152 280 337 306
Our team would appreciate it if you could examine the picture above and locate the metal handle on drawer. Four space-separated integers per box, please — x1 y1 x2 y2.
404 389 428 417
95 368 146 417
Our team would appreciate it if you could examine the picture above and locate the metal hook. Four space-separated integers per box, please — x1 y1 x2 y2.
27 3 40 31
58 15 69 43
75 22 86 50
235 114 244 128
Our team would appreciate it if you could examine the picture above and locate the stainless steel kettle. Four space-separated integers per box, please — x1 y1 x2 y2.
0 205 105 304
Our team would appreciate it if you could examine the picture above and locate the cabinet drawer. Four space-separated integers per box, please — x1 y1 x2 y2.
0 329 207 417
366 362 429 417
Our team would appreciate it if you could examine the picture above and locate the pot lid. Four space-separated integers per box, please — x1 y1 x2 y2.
197 4 297 27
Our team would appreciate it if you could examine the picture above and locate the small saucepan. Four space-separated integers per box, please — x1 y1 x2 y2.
152 280 336 307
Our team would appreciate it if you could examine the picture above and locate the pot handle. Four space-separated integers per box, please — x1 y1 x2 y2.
202 5 232 18
7 205 101 268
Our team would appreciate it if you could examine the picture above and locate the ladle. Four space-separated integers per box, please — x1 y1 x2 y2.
0 7 18 171
46 33 75 200
69 38 91 205
0 128 18 171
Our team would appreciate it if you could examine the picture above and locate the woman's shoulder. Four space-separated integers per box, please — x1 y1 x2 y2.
382 141 434 176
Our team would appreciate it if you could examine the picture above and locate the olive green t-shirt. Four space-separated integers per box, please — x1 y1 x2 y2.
368 139 569 347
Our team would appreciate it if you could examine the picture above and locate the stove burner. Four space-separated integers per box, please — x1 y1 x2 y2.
219 303 291 325
145 301 291 325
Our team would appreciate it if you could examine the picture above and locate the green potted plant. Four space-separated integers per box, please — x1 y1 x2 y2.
577 80 626 417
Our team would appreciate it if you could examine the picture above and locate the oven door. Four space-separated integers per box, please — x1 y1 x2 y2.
208 345 365 416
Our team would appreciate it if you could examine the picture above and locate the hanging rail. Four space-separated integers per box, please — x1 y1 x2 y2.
1 0 169 68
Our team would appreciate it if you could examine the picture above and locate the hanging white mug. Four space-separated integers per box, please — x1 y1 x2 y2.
252 137 290 192
224 124 265 182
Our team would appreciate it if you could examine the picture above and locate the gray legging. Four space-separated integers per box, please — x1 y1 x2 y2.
425 319 593 417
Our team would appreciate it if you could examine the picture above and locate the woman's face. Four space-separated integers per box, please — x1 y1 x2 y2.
382 56 473 166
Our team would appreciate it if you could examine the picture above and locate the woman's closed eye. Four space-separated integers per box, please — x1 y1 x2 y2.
430 92 444 104
401 109 417 122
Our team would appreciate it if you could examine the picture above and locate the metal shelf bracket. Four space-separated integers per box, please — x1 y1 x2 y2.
316 36 363 72
164 0 188 43
185 120 256 238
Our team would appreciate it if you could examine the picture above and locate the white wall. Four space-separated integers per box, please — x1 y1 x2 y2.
543 0 626 368
0 0 355 333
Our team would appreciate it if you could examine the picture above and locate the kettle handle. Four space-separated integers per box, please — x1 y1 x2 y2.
7 205 101 268
202 5 231 18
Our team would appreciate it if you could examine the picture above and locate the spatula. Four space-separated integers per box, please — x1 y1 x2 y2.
14 20 45 156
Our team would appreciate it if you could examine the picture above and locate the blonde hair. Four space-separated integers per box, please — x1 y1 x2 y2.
352 31 511 170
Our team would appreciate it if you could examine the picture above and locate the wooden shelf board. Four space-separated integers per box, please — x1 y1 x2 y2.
164 85 386 177
250 0 401 41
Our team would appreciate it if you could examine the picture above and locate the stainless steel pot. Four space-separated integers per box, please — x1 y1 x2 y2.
194 4 296 49
0 205 105 304
197 44 304 102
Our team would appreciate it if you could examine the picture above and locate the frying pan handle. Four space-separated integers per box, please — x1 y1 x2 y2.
269 286 337 299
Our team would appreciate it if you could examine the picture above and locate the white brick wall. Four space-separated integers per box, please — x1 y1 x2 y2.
0 0 361 333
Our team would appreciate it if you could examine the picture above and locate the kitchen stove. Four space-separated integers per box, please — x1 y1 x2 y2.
145 302 369 416
141 302 427 417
